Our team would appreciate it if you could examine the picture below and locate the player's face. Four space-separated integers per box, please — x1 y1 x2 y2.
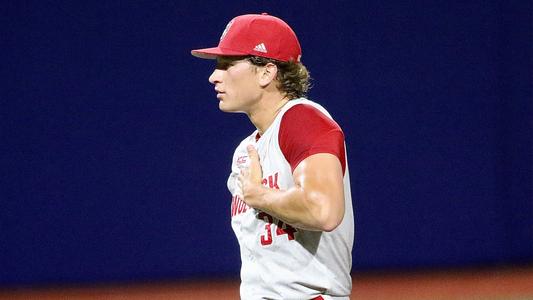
208 56 262 113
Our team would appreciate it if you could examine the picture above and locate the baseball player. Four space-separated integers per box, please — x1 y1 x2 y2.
191 13 354 300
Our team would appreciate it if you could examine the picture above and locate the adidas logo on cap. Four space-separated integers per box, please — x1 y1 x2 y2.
253 43 268 53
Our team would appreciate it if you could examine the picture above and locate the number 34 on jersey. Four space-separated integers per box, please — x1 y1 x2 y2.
231 195 298 247
257 212 297 246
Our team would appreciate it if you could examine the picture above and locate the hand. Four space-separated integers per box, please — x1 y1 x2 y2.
237 145 264 208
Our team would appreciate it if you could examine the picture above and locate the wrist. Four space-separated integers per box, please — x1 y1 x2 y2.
243 182 266 208
252 184 269 210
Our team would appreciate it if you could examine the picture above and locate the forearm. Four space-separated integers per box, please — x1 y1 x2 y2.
247 183 343 232
240 149 345 232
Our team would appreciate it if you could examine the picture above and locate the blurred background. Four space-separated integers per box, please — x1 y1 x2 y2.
1 0 532 299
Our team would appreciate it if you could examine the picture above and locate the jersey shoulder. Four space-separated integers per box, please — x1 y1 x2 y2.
279 103 346 173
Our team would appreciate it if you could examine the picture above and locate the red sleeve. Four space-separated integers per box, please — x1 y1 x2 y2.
279 104 346 174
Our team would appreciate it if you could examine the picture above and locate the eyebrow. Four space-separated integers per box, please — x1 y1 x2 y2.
218 56 248 62
215 56 251 70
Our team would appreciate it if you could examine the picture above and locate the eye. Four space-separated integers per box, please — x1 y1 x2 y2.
215 60 232 70
216 58 240 70
215 57 248 70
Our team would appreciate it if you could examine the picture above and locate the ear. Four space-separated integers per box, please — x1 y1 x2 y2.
258 63 278 87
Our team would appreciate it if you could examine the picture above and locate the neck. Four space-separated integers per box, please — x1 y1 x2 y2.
248 92 289 135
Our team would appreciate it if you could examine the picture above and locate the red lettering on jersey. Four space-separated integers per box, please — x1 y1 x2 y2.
237 156 247 164
238 200 247 214
257 211 298 246
261 172 280 190
231 195 249 217
268 173 279 189
258 212 274 246
276 220 297 241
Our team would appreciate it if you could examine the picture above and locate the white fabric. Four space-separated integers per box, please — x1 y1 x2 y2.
227 99 354 300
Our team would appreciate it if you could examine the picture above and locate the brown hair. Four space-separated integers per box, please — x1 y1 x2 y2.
247 56 311 100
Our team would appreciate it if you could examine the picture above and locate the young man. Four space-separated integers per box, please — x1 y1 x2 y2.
191 13 354 300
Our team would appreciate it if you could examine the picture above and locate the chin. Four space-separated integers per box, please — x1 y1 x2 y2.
218 102 229 111
218 101 234 112
219 103 234 113
219 104 245 114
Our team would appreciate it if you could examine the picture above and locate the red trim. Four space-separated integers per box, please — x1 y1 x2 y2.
312 296 324 300
279 104 346 174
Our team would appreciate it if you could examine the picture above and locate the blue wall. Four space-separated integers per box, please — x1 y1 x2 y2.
2 1 531 286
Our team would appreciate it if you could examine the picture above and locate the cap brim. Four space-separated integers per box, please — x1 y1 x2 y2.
191 46 250 59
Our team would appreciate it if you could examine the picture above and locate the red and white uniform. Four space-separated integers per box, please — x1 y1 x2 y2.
228 99 354 300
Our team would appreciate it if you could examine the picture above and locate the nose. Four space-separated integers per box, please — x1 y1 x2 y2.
209 69 222 85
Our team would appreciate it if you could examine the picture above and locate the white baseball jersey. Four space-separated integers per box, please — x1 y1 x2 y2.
228 98 354 300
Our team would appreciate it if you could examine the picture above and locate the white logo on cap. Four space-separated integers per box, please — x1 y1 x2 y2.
253 43 268 53
220 20 234 41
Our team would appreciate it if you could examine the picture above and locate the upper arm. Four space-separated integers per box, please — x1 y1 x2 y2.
279 104 346 231
292 153 345 231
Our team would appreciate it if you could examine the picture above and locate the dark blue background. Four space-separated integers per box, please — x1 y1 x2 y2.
1 0 531 286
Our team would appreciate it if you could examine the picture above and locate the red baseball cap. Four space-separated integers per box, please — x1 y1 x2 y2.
191 13 302 62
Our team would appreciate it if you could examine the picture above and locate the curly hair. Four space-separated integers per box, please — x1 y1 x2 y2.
247 56 311 100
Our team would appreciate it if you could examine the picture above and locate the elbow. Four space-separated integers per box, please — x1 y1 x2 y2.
318 215 344 232
303 187 345 232
311 196 345 232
